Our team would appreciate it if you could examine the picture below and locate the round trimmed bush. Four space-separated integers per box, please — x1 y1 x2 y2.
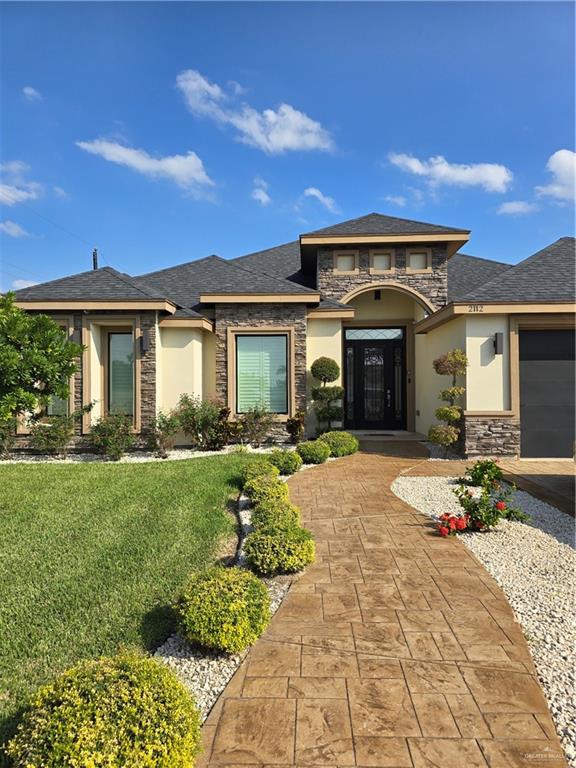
243 475 289 506
241 459 279 487
297 439 331 464
318 431 359 457
6 651 201 768
252 500 301 530
311 356 340 384
244 526 315 576
177 566 270 653
267 449 303 476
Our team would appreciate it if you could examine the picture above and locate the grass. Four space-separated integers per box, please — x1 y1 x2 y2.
0 454 249 749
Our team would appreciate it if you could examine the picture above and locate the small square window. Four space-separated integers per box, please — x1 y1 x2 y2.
370 251 395 273
407 251 430 271
334 253 357 273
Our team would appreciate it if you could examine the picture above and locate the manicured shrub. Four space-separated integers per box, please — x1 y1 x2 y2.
465 458 504 489
318 430 359 457
29 406 92 458
238 405 275 447
286 410 305 444
251 500 301 530
244 526 315 576
243 475 289 506
311 357 343 431
6 651 201 768
428 348 468 455
177 567 270 653
310 357 340 384
89 413 135 460
267 449 303 475
241 458 279 487
147 409 181 458
297 439 331 464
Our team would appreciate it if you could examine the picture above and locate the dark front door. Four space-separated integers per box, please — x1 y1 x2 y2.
519 329 575 457
344 328 406 430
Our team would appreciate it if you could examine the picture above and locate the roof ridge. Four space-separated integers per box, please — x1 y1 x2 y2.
136 254 221 279
455 253 511 268
222 254 319 293
102 266 166 300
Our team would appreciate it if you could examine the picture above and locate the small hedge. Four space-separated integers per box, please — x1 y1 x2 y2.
6 651 201 768
241 459 279 487
251 500 301 530
318 430 359 457
244 526 315 576
177 567 270 653
243 475 289 507
267 449 303 476
297 439 331 464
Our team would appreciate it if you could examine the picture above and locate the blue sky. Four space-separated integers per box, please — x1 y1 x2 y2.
1 1 574 291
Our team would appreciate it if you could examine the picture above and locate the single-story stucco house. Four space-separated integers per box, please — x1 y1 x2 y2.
12 213 576 457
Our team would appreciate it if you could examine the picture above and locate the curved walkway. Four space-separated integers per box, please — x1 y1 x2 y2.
199 445 566 767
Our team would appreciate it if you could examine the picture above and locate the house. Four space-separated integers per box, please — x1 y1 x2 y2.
12 213 576 458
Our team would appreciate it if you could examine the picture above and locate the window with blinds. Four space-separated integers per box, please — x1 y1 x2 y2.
236 335 288 414
108 333 134 416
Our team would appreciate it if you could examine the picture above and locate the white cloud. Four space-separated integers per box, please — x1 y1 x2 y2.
176 69 334 155
388 153 513 193
535 149 576 202
385 194 407 207
0 220 33 238
497 200 538 216
12 279 39 289
53 186 68 199
303 186 339 213
0 162 42 206
75 139 214 194
251 176 271 206
22 86 42 102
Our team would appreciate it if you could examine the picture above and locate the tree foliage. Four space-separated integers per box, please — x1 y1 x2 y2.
0 293 82 423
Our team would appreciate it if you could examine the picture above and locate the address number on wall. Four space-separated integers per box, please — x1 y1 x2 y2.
467 305 484 313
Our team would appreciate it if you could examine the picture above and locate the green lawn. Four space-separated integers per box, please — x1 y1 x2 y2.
0 455 247 747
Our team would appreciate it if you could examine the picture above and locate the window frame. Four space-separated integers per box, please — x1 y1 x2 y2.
369 249 396 275
406 247 432 274
104 328 136 418
332 250 360 275
227 327 295 421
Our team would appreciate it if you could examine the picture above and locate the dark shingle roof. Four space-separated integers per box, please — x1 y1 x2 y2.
462 237 576 303
448 254 511 302
232 241 314 288
13 266 167 301
302 212 469 237
135 255 319 312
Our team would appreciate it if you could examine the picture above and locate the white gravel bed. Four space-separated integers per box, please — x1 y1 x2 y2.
392 475 576 765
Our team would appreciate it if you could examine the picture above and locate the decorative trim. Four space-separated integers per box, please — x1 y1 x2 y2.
16 300 176 312
340 281 436 313
226 326 296 422
300 233 469 256
369 249 396 275
406 247 432 274
332 250 360 275
415 302 576 334
200 292 320 304
158 317 214 331
464 410 516 417
307 308 355 319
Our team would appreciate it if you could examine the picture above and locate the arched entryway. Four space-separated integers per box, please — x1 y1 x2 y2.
340 283 433 432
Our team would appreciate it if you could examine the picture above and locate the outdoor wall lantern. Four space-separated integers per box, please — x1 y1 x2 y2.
493 332 504 355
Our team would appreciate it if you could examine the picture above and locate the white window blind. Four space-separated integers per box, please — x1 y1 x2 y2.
236 335 288 414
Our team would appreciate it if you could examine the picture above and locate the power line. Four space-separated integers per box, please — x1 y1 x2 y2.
7 198 94 247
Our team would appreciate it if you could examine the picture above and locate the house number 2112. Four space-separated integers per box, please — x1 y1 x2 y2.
467 305 484 313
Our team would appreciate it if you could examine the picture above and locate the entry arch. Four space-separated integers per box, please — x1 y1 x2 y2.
340 281 435 314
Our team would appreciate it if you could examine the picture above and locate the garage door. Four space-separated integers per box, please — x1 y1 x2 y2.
519 329 575 457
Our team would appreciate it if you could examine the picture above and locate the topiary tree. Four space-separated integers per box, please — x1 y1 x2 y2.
428 348 468 456
0 293 83 425
310 356 343 432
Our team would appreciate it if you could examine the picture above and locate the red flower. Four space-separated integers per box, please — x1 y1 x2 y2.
495 501 506 511
448 518 457 530
455 517 467 530
439 513 451 521
438 525 449 538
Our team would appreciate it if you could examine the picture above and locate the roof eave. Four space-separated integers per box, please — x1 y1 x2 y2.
415 301 576 334
15 299 177 313
199 292 321 304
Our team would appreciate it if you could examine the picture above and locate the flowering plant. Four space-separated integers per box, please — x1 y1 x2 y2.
452 479 528 531
437 512 469 537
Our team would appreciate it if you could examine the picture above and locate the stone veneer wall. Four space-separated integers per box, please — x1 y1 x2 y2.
214 303 308 441
317 244 449 308
462 415 521 457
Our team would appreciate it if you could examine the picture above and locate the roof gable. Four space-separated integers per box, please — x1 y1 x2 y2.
302 212 469 237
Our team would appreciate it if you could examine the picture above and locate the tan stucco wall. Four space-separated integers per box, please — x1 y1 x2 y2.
89 323 104 422
465 315 510 411
415 317 466 435
158 327 203 411
347 290 426 322
306 317 343 433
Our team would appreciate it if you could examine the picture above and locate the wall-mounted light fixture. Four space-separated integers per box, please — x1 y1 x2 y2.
493 332 503 355
140 329 150 355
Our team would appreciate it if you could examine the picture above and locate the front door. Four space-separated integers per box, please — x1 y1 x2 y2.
344 328 406 430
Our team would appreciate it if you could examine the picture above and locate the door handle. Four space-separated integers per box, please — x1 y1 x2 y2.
386 389 391 407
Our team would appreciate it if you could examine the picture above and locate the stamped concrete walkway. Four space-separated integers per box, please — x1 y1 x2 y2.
199 444 566 767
